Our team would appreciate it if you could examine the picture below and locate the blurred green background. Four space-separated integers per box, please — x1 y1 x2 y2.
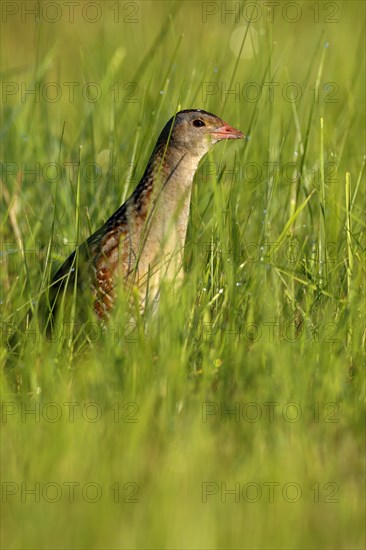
1 1 365 549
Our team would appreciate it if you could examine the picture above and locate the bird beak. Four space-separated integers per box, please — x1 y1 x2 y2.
211 123 245 140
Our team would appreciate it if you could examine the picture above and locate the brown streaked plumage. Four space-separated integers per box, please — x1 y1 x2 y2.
47 109 244 328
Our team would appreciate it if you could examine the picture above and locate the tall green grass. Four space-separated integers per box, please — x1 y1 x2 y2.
1 1 365 548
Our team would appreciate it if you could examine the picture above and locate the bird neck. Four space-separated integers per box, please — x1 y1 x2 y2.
128 140 204 277
133 140 203 228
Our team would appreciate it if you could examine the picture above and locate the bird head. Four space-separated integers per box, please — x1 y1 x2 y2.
160 109 245 157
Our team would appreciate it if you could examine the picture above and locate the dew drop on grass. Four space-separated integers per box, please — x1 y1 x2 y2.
229 25 258 59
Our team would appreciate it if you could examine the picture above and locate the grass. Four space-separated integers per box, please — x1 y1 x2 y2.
1 1 365 549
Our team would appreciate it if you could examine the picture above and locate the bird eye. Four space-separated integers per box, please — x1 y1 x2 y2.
193 119 205 127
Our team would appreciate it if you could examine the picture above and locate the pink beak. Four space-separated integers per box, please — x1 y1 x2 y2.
211 123 245 140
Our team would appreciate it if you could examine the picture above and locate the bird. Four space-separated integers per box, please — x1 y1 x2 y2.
32 110 244 336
